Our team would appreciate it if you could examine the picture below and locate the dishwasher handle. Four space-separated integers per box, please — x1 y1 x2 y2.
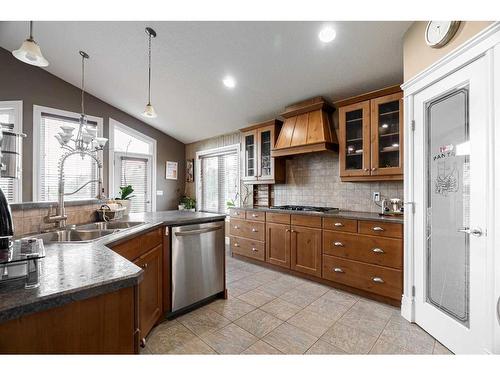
174 225 223 236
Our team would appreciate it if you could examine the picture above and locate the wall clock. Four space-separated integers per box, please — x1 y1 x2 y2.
425 21 461 48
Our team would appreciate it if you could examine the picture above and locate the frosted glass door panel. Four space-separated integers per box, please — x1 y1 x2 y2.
426 87 469 326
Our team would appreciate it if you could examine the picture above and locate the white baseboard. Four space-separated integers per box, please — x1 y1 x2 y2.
401 294 415 322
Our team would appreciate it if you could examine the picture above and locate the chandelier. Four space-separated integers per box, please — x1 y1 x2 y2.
54 51 108 152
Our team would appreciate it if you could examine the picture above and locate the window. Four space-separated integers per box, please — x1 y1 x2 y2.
109 119 156 213
196 145 240 214
0 101 23 203
33 106 103 202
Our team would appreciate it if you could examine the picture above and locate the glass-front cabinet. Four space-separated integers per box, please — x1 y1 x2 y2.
241 120 285 184
338 90 403 181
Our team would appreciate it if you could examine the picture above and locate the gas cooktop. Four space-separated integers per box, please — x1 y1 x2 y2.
270 205 339 213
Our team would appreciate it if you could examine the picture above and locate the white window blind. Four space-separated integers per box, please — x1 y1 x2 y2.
38 112 98 201
120 156 148 213
200 150 239 214
0 107 19 202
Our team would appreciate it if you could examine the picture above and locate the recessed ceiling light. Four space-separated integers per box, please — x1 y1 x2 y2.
223 76 236 88
318 27 336 43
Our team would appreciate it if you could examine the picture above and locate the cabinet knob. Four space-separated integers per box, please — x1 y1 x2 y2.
286 229 291 232
364 168 369 171
372 248 384 254
291 229 296 233
234 243 239 247
252 228 258 232
234 225 239 229
251 247 258 252
371 167 377 171
372 277 384 283
372 226 384 232
333 241 344 247
333 267 344 273
141 263 148 269
252 214 258 218
334 222 343 227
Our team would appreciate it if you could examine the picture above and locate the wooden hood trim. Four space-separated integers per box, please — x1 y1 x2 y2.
272 97 338 157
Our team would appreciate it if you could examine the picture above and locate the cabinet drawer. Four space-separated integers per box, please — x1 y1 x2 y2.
266 212 291 224
112 227 163 261
358 220 403 238
229 208 247 219
323 217 357 233
322 255 402 300
323 231 402 269
230 219 265 241
230 236 265 261
291 214 322 228
245 210 265 222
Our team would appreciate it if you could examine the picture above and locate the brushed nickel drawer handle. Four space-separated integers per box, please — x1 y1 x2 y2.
333 267 344 273
251 247 258 252
334 222 344 227
372 248 384 254
372 277 384 283
333 241 344 247
372 226 384 232
252 214 258 218
252 228 258 232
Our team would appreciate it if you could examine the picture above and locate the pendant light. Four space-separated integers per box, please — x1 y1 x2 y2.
12 21 49 67
142 27 157 118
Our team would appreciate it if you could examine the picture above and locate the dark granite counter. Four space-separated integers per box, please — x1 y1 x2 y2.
238 207 404 223
0 211 226 323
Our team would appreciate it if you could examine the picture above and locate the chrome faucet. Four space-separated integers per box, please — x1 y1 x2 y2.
45 149 105 228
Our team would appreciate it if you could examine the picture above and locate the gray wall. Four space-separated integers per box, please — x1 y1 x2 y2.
0 47 185 210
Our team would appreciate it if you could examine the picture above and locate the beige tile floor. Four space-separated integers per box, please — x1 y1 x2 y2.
142 252 453 355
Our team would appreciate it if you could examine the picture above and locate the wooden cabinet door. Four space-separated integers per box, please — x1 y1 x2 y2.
257 125 275 182
290 226 322 277
370 92 404 176
135 244 163 340
339 100 371 177
241 130 258 182
265 222 290 268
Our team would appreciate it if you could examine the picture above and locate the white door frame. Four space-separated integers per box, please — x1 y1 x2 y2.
108 118 157 211
402 22 500 354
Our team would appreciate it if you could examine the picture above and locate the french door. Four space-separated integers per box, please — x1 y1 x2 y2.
413 56 489 353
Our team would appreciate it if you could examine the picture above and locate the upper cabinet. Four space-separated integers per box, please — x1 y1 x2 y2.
241 119 285 184
337 86 403 181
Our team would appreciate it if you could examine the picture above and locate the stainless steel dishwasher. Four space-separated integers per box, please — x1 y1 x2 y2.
171 220 225 313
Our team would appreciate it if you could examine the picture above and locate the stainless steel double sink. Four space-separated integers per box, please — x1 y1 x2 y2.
34 221 145 243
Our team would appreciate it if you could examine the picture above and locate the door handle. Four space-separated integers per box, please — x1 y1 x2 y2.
372 277 384 283
457 227 483 237
175 225 223 236
334 222 344 227
497 296 500 326
333 267 344 273
372 226 384 232
372 248 385 254
333 241 344 247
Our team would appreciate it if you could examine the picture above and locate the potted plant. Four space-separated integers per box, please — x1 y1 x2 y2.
179 196 196 212
114 185 135 215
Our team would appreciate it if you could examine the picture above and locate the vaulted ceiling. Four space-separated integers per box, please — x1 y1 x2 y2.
0 21 411 143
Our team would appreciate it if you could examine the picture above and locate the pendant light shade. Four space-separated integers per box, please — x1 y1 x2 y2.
142 27 157 119
12 21 49 67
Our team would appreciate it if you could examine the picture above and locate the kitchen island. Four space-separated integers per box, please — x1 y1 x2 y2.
0 210 226 354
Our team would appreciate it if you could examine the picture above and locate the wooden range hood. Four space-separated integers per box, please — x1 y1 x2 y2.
271 96 338 157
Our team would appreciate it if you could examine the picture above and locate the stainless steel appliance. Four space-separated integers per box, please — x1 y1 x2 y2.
380 198 404 215
171 220 225 313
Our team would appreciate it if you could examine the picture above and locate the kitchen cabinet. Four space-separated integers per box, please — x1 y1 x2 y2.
265 222 290 268
240 120 285 184
290 226 322 277
134 244 163 343
337 86 403 181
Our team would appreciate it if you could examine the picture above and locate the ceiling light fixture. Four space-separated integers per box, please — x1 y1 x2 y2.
142 27 157 119
12 21 49 67
318 26 336 43
223 76 236 89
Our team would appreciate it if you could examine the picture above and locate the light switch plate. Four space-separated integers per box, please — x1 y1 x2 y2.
156 190 164 196
373 192 380 202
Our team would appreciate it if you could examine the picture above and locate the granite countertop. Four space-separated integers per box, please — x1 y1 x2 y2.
0 211 226 324
239 207 404 223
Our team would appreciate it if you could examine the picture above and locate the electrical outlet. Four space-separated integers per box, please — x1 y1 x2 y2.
373 192 381 202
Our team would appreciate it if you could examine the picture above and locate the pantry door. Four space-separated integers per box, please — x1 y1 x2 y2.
413 56 489 354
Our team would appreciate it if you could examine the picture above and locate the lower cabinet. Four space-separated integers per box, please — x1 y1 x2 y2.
290 226 322 277
265 222 290 268
134 244 163 341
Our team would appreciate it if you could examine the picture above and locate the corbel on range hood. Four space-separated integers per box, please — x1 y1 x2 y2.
271 96 338 157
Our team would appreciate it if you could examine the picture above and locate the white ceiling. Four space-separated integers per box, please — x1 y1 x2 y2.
0 21 412 144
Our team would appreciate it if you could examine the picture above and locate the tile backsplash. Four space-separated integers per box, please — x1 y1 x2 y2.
273 152 404 213
12 204 100 236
